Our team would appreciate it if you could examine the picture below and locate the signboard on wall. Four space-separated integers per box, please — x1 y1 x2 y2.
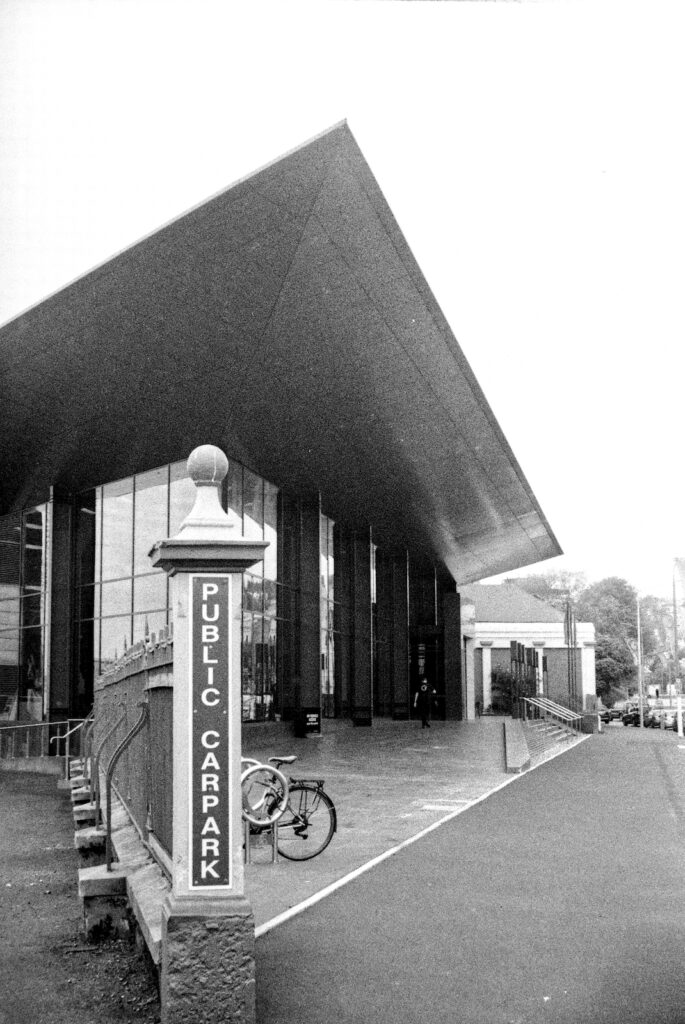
189 574 232 889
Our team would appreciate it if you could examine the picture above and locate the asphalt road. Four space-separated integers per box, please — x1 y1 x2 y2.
256 725 685 1024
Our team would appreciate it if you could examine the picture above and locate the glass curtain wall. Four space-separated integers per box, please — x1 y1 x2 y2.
0 505 50 722
77 457 281 723
320 514 335 718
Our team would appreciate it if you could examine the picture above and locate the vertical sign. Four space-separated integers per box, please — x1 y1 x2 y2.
190 574 232 889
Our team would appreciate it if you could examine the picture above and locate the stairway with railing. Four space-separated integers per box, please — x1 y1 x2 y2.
520 695 584 763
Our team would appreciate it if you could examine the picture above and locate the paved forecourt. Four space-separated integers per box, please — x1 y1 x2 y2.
242 717 582 932
255 724 685 1024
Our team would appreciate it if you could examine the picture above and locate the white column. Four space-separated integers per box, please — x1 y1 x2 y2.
533 641 546 695
480 641 493 713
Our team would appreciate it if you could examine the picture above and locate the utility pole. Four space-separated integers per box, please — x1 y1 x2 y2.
673 566 680 689
637 595 644 728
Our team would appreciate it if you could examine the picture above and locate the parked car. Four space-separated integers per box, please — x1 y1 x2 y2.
661 710 675 729
622 709 641 727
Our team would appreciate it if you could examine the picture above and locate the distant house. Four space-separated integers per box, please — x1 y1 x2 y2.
459 583 596 718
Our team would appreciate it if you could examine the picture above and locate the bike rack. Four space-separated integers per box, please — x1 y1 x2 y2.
241 760 289 866
105 701 150 871
244 819 280 865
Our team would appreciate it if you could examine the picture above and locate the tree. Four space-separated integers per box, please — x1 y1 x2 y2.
594 635 636 701
575 577 639 661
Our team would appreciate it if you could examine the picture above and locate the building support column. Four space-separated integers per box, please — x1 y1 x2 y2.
150 445 267 1024
351 531 372 726
480 641 493 713
48 492 74 720
443 591 462 720
391 553 409 719
532 641 546 695
296 494 322 733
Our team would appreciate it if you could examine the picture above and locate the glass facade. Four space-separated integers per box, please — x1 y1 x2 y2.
0 505 50 722
320 514 335 718
76 458 282 723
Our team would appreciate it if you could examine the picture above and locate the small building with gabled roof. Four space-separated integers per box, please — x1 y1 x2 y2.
459 582 595 717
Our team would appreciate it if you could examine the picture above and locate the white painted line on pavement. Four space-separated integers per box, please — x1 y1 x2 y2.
255 734 589 939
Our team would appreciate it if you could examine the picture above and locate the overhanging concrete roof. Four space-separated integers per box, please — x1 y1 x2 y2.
0 122 561 584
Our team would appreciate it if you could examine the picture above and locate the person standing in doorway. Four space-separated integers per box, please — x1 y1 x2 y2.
414 677 436 729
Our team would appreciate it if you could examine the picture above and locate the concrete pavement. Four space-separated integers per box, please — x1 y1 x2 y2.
242 717 582 932
255 723 685 1024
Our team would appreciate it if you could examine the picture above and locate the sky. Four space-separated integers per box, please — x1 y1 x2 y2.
2 0 684 599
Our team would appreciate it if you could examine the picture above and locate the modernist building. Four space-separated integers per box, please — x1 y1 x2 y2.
0 123 561 730
459 582 596 715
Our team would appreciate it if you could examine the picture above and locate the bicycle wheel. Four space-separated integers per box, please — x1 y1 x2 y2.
241 763 289 827
276 783 336 861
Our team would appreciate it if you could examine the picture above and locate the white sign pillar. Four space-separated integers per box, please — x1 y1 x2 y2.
150 445 267 1024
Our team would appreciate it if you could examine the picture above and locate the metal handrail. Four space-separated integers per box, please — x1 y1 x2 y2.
105 701 150 871
50 714 90 781
91 706 127 811
524 696 583 731
0 720 82 760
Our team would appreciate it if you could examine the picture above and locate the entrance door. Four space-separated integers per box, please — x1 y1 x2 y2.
410 632 444 720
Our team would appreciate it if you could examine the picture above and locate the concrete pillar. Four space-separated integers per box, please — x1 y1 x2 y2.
351 531 372 726
391 553 409 719
533 641 546 695
443 591 462 720
581 641 596 709
150 445 267 1024
297 495 322 731
48 493 74 720
480 641 493 713
463 638 475 720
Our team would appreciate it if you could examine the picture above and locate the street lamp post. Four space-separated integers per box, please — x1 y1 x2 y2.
637 596 644 728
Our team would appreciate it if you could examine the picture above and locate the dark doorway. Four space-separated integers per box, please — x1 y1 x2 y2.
410 631 444 721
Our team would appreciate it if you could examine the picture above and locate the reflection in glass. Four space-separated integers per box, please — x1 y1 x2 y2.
100 615 133 673
243 470 263 540
101 479 133 581
264 482 278 581
134 467 169 573
226 460 243 524
169 462 196 536
132 573 167 613
100 579 133 618
133 610 168 645
320 514 335 717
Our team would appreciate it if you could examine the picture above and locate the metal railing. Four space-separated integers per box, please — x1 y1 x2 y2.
0 719 86 761
50 715 91 781
522 695 583 732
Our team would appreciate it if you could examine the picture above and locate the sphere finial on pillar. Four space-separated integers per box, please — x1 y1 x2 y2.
186 444 229 487
175 444 236 539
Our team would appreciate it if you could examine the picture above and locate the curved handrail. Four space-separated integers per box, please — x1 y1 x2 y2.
92 706 127 809
105 701 150 871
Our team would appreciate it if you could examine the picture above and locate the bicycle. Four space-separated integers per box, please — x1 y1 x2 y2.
241 754 337 861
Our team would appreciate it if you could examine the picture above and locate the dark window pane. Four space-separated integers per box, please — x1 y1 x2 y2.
76 493 96 589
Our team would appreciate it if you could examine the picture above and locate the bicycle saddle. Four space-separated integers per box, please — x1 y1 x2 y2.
268 755 298 765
